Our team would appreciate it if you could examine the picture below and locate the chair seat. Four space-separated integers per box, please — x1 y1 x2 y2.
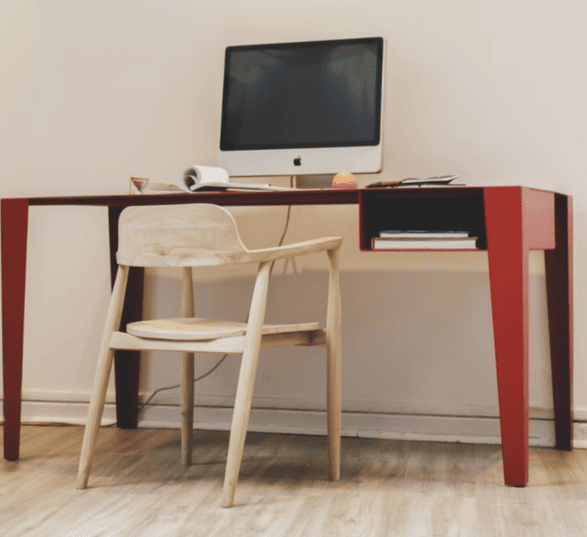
126 317 320 340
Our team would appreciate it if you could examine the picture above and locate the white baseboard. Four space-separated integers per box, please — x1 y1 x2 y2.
6 396 587 449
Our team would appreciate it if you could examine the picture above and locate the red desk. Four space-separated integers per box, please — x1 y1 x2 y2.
1 186 573 487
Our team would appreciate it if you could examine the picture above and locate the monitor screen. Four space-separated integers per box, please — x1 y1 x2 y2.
218 37 385 178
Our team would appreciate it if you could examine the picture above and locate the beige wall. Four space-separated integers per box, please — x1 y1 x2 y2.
2 0 586 444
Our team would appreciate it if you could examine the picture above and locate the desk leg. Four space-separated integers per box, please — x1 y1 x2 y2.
108 207 142 429
485 188 529 487
1 198 29 461
544 195 573 450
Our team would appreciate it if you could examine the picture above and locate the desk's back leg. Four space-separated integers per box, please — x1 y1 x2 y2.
544 194 573 451
108 207 142 429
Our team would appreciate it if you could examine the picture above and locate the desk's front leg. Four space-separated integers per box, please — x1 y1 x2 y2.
484 188 530 487
1 198 29 461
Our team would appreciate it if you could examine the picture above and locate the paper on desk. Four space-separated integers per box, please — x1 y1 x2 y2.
130 166 294 194
181 165 229 190
181 165 293 191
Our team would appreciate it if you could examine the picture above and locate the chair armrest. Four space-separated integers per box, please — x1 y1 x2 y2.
122 236 342 267
235 236 342 264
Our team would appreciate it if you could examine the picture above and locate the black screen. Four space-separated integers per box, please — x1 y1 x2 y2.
220 37 384 151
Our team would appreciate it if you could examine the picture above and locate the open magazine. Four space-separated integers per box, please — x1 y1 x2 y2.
130 166 294 194
365 175 461 188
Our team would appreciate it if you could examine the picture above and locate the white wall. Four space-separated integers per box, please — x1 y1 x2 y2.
2 0 587 446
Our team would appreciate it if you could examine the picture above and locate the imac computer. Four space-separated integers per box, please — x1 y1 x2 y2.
218 37 385 180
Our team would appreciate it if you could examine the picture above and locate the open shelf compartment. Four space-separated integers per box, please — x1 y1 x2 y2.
359 187 487 251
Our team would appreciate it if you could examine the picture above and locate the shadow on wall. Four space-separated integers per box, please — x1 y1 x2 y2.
140 269 551 413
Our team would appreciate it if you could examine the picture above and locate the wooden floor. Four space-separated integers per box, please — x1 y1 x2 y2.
2 426 587 536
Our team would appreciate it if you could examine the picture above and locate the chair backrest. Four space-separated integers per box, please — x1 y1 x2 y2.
117 204 249 267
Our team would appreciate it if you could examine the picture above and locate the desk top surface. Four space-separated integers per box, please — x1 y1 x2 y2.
1 186 565 207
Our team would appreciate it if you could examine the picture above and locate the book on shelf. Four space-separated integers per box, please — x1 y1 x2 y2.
372 230 479 250
378 230 470 239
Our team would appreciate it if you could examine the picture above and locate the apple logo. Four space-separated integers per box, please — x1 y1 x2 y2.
293 156 302 166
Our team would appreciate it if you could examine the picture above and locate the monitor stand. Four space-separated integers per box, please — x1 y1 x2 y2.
294 174 335 189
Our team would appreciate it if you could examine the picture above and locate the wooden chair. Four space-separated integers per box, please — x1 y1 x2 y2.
75 203 342 507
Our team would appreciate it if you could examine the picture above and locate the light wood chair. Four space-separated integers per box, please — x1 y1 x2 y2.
75 203 342 508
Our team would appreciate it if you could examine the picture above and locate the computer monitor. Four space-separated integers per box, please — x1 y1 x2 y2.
218 37 385 179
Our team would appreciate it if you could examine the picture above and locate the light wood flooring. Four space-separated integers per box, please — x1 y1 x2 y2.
2 425 587 536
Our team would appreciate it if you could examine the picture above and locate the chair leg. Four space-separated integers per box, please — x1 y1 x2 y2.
326 247 342 481
181 353 195 466
181 268 195 466
76 266 129 489
222 261 272 508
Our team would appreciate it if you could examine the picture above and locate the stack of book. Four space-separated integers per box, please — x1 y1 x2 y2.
371 230 479 250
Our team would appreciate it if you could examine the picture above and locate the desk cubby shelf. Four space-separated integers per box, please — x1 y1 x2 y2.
359 187 487 251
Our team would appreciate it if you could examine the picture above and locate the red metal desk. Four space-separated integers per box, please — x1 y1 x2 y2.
1 186 573 487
